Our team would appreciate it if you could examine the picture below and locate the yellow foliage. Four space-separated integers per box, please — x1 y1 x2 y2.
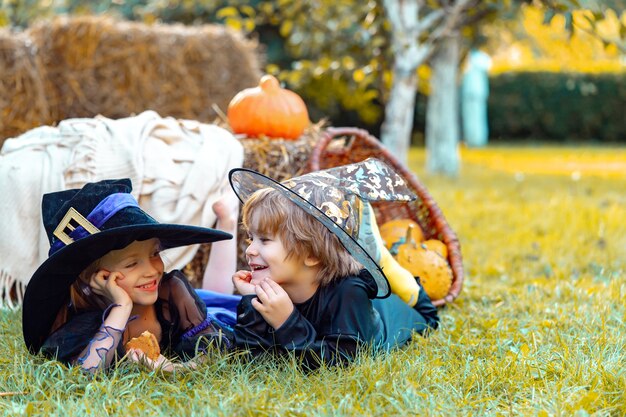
279 20 293 37
352 68 366 83
488 5 626 74
416 65 431 95
216 7 239 19
224 17 242 32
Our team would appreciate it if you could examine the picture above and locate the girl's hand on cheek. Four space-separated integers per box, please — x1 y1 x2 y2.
251 279 294 329
232 270 255 295
90 270 132 307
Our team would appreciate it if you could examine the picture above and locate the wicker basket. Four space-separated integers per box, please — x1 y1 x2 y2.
307 127 463 307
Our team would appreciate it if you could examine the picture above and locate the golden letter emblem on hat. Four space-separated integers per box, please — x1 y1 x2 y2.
53 207 100 245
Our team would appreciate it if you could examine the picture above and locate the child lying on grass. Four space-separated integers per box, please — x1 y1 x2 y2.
22 178 237 373
228 158 439 369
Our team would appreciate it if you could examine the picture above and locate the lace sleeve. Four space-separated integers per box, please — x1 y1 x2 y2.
75 304 126 373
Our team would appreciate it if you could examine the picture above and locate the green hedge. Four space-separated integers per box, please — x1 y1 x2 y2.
329 71 626 144
487 71 626 142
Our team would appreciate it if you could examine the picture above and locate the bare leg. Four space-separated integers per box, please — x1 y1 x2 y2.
202 188 239 293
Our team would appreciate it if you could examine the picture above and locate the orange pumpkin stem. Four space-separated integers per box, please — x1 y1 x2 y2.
260 74 280 92
405 224 416 248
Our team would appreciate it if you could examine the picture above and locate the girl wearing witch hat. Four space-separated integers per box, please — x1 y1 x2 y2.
228 158 439 369
22 178 237 372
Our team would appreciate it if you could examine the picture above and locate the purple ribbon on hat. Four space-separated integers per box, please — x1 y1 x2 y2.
49 193 140 256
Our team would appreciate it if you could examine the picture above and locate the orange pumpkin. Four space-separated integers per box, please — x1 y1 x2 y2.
227 74 310 140
379 219 424 250
394 229 452 301
422 239 448 259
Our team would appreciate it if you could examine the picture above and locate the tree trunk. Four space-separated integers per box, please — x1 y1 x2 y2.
380 0 423 165
426 34 461 176
380 67 417 164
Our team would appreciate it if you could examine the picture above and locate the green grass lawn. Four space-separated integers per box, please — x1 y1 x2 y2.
1 146 625 416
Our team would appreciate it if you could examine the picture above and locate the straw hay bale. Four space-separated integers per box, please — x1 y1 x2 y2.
0 30 51 140
0 15 262 145
30 15 262 122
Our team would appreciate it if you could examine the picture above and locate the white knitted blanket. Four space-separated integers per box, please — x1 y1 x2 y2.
0 110 243 308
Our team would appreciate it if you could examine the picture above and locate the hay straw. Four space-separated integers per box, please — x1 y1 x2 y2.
238 122 325 181
0 30 51 141
0 15 262 146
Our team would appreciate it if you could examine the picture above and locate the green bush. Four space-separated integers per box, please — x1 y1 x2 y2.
327 71 626 144
487 71 626 142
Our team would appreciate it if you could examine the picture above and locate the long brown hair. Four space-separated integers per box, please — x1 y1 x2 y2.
49 257 112 334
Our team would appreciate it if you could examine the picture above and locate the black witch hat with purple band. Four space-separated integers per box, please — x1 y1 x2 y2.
229 158 416 298
22 178 232 353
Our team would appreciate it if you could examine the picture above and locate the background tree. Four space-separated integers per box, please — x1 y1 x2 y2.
223 0 624 174
421 1 524 175
486 4 625 73
381 0 625 174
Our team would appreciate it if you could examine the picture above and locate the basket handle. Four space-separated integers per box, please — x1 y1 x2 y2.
306 127 376 172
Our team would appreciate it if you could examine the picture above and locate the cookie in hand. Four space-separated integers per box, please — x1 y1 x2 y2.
125 330 160 361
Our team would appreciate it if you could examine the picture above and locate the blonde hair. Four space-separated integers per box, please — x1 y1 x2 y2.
242 187 361 286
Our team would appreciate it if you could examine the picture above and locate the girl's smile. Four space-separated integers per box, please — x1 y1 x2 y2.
99 238 164 305
135 279 159 292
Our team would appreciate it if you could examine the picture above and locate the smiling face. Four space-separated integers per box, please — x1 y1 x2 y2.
241 188 362 293
98 238 164 306
245 217 309 287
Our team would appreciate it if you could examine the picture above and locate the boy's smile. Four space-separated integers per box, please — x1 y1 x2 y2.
248 263 269 284
245 230 308 288
243 210 322 303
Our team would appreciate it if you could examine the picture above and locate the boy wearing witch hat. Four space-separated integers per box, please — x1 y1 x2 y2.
229 158 439 368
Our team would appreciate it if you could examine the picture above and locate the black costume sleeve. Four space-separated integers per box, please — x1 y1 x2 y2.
40 309 126 366
158 270 207 336
234 277 379 369
272 302 371 369
233 295 277 349
174 316 235 358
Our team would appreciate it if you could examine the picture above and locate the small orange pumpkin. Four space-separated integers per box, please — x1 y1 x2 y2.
379 219 424 250
227 74 310 140
422 239 448 259
395 228 452 301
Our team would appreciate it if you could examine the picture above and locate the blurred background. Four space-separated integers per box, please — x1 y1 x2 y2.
1 0 625 173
